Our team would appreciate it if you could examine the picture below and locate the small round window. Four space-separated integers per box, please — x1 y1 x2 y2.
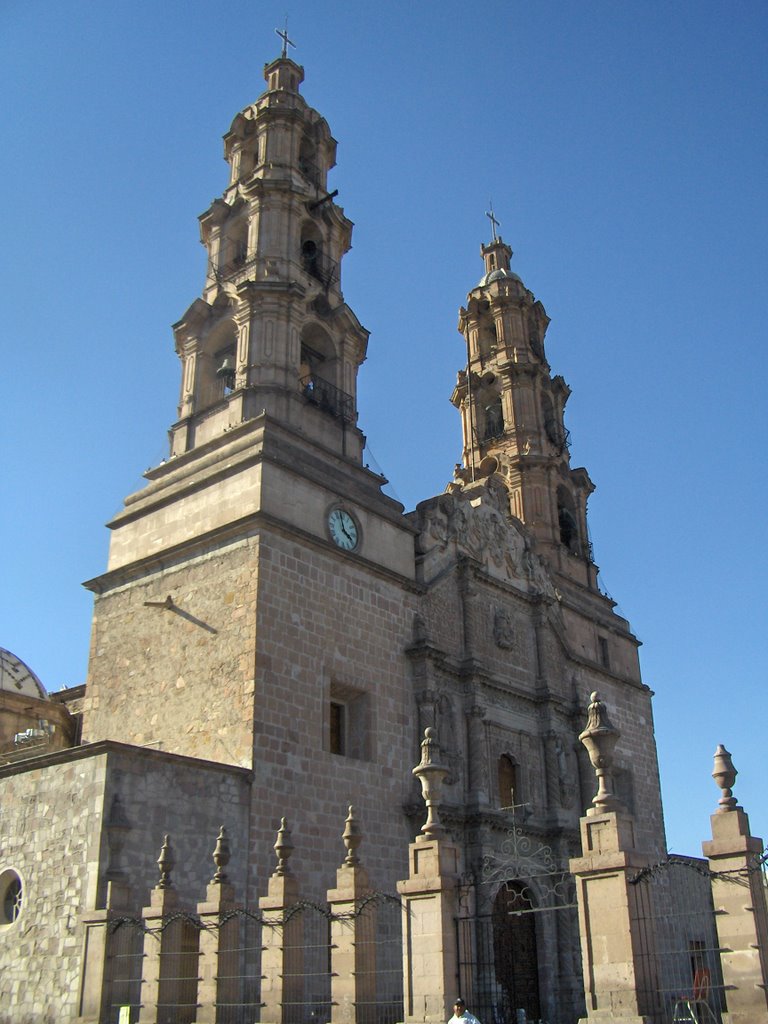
0 870 22 925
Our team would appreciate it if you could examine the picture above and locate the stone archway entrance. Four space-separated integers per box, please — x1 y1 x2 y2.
492 881 541 1021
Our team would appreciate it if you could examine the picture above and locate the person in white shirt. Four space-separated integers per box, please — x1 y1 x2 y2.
448 998 481 1024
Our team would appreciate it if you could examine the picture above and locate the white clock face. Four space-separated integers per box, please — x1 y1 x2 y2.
328 508 358 551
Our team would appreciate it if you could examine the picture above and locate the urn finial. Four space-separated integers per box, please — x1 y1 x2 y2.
273 817 294 876
579 692 625 814
156 834 175 889
342 805 363 866
211 825 231 884
412 727 450 839
712 744 739 813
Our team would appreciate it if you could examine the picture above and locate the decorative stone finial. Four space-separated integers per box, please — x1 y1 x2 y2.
712 744 739 813
412 727 450 839
211 825 231 884
579 692 624 814
156 834 175 889
273 817 294 876
342 805 362 866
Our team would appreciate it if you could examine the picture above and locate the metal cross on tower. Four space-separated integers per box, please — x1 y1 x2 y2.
275 18 296 58
486 202 500 242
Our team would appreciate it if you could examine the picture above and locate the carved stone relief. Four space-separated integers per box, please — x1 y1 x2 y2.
415 475 558 601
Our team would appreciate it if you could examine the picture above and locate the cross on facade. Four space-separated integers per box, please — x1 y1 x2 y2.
486 202 500 242
275 19 296 58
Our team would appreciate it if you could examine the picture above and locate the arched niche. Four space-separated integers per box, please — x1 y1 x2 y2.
497 753 518 809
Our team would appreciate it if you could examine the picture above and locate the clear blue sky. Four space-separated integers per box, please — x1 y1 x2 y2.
2 1 766 856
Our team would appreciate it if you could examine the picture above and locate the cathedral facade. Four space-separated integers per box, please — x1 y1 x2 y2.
0 50 666 1024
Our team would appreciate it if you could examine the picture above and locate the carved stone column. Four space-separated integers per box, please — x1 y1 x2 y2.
259 819 303 1024
397 728 462 1024
327 807 377 1024
465 704 489 806
702 746 768 1024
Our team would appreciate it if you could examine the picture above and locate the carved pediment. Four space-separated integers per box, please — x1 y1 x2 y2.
414 475 555 599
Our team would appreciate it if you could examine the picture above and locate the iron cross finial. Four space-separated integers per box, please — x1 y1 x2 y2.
276 17 296 58
486 202 500 242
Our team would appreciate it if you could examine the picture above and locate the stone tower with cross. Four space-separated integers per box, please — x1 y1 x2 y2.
452 225 596 588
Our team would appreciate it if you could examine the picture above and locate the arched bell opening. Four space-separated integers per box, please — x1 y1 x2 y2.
300 221 334 289
198 320 238 408
557 485 580 555
299 324 349 421
298 135 319 187
492 881 542 1022
219 219 248 279
477 374 504 443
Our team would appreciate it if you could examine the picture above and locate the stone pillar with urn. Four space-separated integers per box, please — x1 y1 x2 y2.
702 745 768 1024
326 806 378 1024
397 727 462 1024
259 819 303 1024
194 827 241 1024
139 835 200 1024
569 693 660 1023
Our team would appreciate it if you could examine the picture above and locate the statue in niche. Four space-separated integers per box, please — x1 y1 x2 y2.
433 691 461 787
556 735 577 809
493 608 516 650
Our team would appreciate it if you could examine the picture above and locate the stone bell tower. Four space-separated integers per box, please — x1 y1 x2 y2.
452 229 597 588
171 52 368 462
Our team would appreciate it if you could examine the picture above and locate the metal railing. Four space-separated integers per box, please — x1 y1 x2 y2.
300 374 354 423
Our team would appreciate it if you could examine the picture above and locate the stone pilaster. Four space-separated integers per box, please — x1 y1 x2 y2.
702 746 768 1024
465 704 488 806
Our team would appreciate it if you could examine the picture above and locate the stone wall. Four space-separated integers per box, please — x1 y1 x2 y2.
0 743 251 1024
83 533 260 767
246 529 419 897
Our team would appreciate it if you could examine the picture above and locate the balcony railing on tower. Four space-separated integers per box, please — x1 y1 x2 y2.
300 374 354 424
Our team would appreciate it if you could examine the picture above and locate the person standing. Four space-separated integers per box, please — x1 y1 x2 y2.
448 998 481 1024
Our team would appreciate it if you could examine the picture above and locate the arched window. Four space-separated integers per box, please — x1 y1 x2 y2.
498 754 518 809
0 870 22 926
